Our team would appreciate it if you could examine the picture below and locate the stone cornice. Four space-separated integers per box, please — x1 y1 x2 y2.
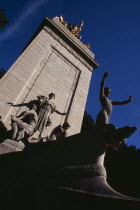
44 17 99 71
22 16 99 71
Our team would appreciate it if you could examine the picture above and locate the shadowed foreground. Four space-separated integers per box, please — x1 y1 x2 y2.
0 126 140 210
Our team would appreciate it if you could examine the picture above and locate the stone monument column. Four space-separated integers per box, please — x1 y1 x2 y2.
0 16 98 137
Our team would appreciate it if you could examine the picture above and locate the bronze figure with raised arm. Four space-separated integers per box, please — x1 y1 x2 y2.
96 72 133 127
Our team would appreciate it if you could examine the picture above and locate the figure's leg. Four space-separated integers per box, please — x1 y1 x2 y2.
17 129 25 141
12 120 31 141
39 113 49 138
11 122 18 140
104 111 109 124
96 110 109 126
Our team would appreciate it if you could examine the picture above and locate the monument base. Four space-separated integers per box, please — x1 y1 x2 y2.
0 134 140 210
0 139 25 154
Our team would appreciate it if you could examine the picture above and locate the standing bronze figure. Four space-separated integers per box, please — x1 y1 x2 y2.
96 72 133 126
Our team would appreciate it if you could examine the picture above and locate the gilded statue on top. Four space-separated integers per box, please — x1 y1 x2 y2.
67 20 84 40
54 14 67 27
54 15 90 49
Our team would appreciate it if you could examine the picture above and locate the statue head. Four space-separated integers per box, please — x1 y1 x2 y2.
63 122 70 130
48 93 55 99
104 87 111 97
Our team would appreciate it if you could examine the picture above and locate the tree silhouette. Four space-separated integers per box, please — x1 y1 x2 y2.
81 111 95 134
0 9 8 30
0 68 6 79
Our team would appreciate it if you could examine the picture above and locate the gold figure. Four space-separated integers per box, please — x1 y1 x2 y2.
67 20 84 40
54 14 67 27
54 16 91 48
83 44 91 49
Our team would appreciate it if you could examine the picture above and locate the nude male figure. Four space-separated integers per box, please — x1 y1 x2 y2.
96 72 133 127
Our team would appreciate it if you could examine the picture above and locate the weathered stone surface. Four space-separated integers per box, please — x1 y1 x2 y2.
0 17 98 137
0 139 25 154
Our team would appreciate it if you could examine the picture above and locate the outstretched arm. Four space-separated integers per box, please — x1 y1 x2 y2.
111 96 133 105
100 72 109 99
7 99 37 108
79 20 84 31
55 109 66 116
7 102 29 107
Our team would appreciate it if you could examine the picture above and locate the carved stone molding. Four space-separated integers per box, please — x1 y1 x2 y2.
44 25 95 71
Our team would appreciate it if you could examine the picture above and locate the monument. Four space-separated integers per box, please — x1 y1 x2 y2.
0 15 140 210
0 15 98 139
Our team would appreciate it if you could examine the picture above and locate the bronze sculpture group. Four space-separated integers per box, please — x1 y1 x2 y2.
1 71 134 150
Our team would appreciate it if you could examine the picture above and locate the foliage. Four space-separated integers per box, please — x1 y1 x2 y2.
0 9 8 29
0 68 6 79
105 145 140 198
0 68 7 141
81 111 95 133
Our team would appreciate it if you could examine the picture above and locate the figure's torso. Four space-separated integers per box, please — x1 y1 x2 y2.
41 99 56 113
101 96 112 118
22 110 38 126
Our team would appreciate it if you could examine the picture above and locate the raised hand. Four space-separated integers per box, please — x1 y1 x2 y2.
104 72 109 78
7 102 13 106
129 96 133 102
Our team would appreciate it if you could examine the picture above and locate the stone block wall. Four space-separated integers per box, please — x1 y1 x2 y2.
0 17 98 137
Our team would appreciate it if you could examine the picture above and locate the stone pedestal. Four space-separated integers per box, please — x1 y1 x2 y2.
0 139 25 154
0 137 140 210
0 17 98 137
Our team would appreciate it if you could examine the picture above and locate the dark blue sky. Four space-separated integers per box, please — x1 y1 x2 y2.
1 0 140 147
